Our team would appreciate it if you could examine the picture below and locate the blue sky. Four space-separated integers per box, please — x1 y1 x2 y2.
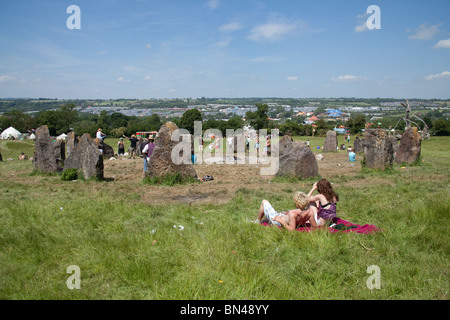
0 0 449 99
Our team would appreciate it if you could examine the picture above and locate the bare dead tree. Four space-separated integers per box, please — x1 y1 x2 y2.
400 100 411 129
412 114 430 140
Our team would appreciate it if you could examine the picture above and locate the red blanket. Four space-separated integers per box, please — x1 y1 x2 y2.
261 217 381 234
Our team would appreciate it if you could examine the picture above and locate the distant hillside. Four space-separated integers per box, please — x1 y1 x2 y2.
1 97 448 114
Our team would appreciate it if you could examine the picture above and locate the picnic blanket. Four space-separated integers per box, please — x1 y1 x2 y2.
261 217 381 234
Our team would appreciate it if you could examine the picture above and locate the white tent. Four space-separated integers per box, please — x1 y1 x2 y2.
1 126 21 139
56 133 67 141
28 133 36 140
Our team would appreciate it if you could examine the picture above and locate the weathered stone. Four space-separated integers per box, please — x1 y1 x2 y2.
135 138 144 156
33 125 64 173
323 130 338 152
94 138 115 158
395 127 421 164
64 133 104 180
275 135 319 178
66 132 78 157
53 139 66 170
363 129 395 169
228 134 246 155
146 122 197 179
353 136 364 153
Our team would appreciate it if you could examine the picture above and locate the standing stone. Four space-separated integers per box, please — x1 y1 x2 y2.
135 138 144 157
323 131 338 152
363 129 395 169
395 127 421 164
33 125 64 173
275 135 319 178
353 136 364 153
64 133 104 180
94 138 115 158
146 122 197 179
66 132 78 157
53 139 66 171
232 134 246 155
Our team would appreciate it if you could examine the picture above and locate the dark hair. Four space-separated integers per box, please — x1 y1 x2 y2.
317 179 339 203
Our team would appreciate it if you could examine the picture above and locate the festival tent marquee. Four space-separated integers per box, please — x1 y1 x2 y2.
56 133 67 141
1 127 22 139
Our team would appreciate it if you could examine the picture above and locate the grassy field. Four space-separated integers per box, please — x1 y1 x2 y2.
0 135 449 300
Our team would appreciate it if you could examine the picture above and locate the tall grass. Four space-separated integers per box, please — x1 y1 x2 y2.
0 137 448 300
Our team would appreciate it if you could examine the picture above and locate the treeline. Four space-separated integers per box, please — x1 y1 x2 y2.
1 103 449 138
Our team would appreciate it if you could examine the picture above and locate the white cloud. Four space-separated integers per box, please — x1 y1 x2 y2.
169 89 178 93
332 75 368 82
206 0 220 10
355 21 368 33
355 11 370 32
248 21 298 42
116 77 130 83
146 43 152 49
408 23 441 40
97 50 107 55
424 71 450 81
219 22 243 32
287 76 298 81
143 76 152 81
0 75 13 83
433 39 450 49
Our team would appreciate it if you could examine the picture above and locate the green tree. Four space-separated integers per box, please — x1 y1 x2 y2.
346 115 366 134
245 103 269 130
180 109 202 134
110 112 129 129
36 103 78 136
432 118 450 136
226 116 244 130
0 110 37 133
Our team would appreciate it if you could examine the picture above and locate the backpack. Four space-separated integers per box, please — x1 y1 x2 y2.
202 175 214 182
140 141 149 155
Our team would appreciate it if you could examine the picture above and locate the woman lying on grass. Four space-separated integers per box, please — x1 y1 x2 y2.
255 191 312 231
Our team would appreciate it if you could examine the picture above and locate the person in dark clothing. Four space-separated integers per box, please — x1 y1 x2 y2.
123 134 139 159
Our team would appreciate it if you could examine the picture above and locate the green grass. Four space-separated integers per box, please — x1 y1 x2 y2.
0 136 449 300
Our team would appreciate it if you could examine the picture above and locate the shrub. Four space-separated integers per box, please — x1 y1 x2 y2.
61 168 79 181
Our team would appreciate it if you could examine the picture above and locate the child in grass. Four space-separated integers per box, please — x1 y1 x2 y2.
255 191 311 232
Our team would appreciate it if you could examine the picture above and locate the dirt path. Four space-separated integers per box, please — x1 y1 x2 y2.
103 151 366 205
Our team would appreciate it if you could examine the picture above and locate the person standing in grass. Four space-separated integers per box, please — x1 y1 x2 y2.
117 138 125 160
142 137 156 176
255 192 311 231
300 179 339 227
123 134 139 159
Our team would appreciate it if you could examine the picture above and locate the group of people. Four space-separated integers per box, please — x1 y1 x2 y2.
119 133 156 175
98 128 156 175
255 179 339 232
